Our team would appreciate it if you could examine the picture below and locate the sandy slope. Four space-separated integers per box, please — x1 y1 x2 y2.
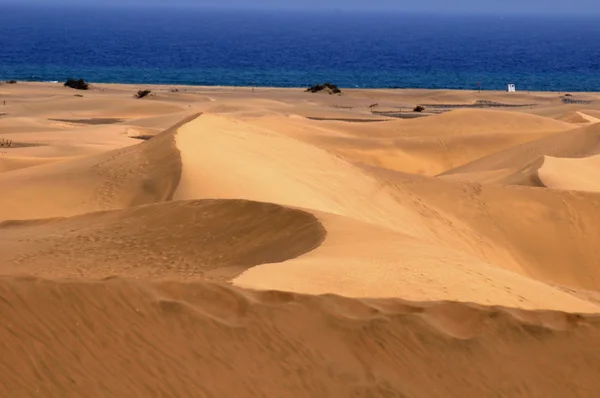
174 113 431 237
1 277 600 398
170 112 600 312
0 156 65 173
387 174 600 291
439 122 600 185
3 82 600 396
557 111 592 124
0 113 197 219
279 109 578 175
538 154 600 192
0 199 325 280
235 209 600 312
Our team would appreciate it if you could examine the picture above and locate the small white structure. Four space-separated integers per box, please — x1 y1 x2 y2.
507 84 516 92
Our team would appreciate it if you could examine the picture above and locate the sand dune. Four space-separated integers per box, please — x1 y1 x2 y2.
538 154 600 192
0 199 325 280
557 111 591 124
0 115 70 134
356 108 573 137
235 208 600 312
170 112 600 311
577 111 600 124
120 110 199 130
315 132 557 175
1 277 599 398
7 96 187 119
577 109 600 120
388 174 600 291
3 83 600 396
0 114 196 219
174 113 432 237
439 122 600 184
274 109 577 175
555 110 600 124
0 156 66 173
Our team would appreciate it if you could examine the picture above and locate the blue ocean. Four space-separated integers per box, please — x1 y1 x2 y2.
1 5 600 91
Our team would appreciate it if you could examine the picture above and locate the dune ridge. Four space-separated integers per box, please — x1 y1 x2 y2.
0 113 200 220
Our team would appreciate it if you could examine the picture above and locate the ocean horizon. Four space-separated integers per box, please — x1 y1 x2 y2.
2 5 600 92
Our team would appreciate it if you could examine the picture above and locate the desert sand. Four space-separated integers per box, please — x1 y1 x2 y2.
2 81 600 397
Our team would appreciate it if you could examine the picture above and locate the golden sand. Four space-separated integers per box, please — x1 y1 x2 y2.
2 82 600 397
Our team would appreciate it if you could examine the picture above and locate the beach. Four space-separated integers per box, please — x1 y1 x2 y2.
1 81 600 397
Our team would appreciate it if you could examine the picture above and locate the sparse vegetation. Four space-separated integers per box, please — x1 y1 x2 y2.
64 78 89 90
136 89 152 99
74 94 84 97
413 105 425 112
306 82 342 95
49 118 122 125
129 134 154 141
6 80 17 84
0 138 13 147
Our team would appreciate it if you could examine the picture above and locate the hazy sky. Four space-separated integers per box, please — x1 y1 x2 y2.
2 0 600 14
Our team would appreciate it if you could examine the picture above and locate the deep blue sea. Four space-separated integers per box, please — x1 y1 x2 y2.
1 5 600 91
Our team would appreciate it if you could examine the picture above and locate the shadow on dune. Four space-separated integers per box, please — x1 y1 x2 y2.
0 199 327 281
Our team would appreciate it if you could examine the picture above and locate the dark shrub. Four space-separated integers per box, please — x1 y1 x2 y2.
306 84 323 93
64 78 89 90
306 82 342 95
130 134 154 141
136 89 152 99
6 80 17 84
413 105 425 112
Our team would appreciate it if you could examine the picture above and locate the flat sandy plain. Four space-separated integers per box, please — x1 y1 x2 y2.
1 82 600 397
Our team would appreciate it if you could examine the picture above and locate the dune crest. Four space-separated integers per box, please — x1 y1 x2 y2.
0 113 200 220
174 113 433 238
